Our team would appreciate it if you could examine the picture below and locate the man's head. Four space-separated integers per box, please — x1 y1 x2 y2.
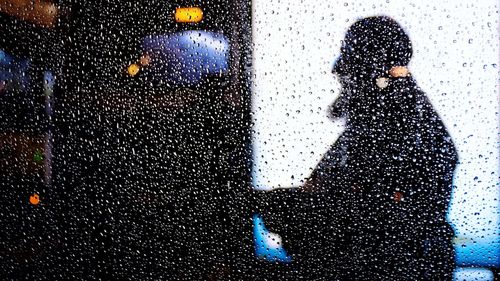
333 16 412 80
329 16 413 119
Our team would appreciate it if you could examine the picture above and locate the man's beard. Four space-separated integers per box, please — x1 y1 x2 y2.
328 75 357 119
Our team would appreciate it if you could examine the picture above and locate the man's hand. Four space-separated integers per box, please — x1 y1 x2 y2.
301 179 317 192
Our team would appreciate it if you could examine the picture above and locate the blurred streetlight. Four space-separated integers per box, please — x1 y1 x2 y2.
0 0 59 28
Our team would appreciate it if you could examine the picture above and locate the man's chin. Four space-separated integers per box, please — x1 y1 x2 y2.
328 90 350 119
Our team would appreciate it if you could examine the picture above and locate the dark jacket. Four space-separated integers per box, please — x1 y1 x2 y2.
258 75 458 281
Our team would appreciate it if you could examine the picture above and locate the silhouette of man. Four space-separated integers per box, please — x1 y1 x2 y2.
293 16 458 280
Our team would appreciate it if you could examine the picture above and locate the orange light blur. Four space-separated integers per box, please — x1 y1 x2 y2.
175 7 203 23
0 0 59 28
29 193 40 205
389 66 410 78
393 191 404 203
139 54 151 66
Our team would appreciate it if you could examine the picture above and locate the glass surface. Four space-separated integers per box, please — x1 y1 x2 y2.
0 0 498 280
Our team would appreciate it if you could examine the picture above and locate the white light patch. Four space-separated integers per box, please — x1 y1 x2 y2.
265 232 283 249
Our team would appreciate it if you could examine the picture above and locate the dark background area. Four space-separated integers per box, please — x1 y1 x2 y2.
0 0 260 279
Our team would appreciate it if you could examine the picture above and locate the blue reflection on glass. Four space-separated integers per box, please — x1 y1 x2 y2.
253 214 292 263
142 30 229 86
455 236 500 267
0 49 30 93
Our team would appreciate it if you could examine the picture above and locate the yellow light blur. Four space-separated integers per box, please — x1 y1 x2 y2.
175 7 203 23
127 63 140 77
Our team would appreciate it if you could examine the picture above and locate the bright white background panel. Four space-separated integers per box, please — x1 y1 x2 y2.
251 0 499 265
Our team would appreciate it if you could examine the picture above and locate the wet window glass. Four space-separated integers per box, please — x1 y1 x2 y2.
0 0 498 280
